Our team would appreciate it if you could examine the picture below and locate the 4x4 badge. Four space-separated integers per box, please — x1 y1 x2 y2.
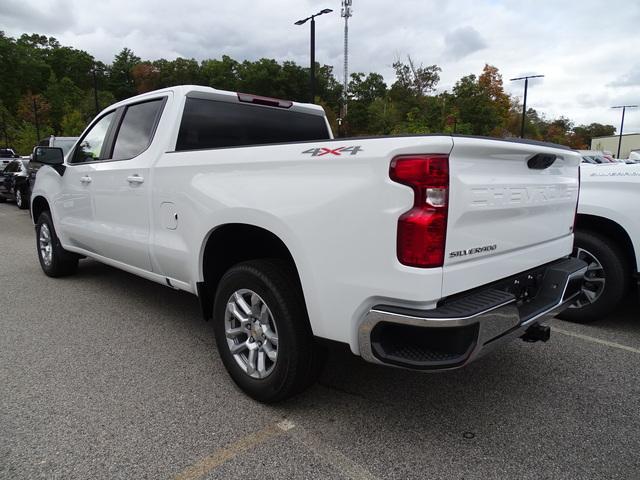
301 146 363 157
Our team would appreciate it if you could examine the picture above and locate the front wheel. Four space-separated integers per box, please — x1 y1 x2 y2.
559 230 630 323
36 211 79 277
212 259 325 403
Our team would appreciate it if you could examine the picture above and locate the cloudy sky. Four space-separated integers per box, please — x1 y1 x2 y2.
2 0 639 132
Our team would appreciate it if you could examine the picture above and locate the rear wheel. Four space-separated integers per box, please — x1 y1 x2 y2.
15 188 28 209
36 211 79 277
212 259 325 403
559 230 630 323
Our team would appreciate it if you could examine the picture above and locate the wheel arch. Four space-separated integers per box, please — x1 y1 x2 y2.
197 223 306 321
575 214 637 274
31 196 51 224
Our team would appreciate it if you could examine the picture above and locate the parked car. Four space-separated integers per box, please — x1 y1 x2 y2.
578 150 617 164
560 163 640 322
0 148 19 169
30 85 586 402
0 158 30 209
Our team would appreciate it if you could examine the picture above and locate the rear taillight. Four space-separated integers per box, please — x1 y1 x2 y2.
390 155 449 268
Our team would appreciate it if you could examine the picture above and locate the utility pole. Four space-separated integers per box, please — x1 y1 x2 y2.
310 17 315 103
92 66 100 114
611 105 637 158
510 74 544 138
1 110 8 148
32 97 40 143
340 0 352 130
295 8 333 104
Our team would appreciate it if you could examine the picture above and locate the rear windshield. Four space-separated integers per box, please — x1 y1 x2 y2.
176 97 330 151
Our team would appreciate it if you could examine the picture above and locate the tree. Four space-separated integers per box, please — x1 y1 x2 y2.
61 110 86 136
573 123 616 146
131 63 160 93
17 92 50 129
391 56 441 96
109 48 141 100
477 64 510 136
201 55 239 91
45 75 83 133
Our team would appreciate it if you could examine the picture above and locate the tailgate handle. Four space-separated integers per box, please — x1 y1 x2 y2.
527 153 557 170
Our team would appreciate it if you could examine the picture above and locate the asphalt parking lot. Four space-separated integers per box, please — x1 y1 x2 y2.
1 202 639 480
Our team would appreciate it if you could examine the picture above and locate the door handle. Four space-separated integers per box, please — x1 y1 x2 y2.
127 175 144 184
80 175 92 184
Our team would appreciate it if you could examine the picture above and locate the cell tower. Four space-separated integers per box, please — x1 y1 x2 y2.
341 0 352 118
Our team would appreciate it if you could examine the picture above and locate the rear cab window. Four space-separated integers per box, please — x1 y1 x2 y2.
176 97 330 151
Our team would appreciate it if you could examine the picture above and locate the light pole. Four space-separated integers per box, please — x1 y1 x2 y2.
611 105 637 158
295 8 333 104
510 74 544 138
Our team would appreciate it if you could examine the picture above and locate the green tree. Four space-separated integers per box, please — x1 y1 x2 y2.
109 48 141 100
201 55 239 91
61 110 86 136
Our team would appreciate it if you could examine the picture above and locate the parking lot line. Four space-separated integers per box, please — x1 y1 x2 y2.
286 423 379 480
173 420 294 480
553 327 640 355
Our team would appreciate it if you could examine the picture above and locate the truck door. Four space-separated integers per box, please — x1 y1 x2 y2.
87 97 166 272
58 111 116 250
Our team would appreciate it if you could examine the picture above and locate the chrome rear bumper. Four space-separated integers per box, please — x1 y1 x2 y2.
358 257 587 370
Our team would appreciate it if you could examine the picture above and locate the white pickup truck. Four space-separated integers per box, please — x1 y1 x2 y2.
31 85 586 402
561 163 640 322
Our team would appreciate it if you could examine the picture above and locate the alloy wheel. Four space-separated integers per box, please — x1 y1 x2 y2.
570 247 606 309
224 289 279 379
39 224 53 267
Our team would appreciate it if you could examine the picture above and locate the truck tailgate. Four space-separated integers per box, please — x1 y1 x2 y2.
442 137 581 296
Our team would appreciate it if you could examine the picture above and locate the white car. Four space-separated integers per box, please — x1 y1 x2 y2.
561 163 640 322
30 86 586 401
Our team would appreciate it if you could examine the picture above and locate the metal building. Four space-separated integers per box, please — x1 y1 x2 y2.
591 133 640 159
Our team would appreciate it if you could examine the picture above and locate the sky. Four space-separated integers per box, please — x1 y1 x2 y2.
1 0 640 133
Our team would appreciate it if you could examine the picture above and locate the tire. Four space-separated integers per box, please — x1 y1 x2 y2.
35 211 79 277
212 259 325 403
0 196 6 203
558 230 630 323
15 188 28 209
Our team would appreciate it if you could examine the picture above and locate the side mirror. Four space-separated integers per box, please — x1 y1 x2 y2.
32 146 64 165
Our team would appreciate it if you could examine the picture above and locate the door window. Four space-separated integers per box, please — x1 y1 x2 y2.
112 99 164 160
72 111 116 164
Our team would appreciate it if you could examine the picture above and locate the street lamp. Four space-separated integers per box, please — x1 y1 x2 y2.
510 74 544 138
295 8 333 103
611 105 637 159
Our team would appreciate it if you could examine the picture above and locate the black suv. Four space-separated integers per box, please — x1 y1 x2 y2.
0 159 30 209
